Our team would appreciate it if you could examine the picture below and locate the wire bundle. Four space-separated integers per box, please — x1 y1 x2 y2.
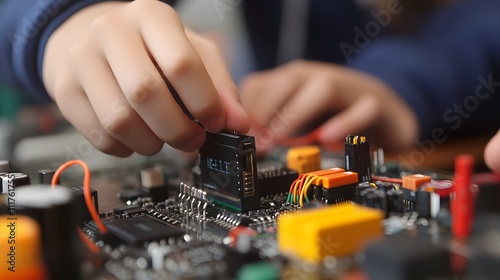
287 173 323 207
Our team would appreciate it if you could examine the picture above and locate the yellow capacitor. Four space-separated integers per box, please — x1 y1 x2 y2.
278 204 383 262
286 146 321 174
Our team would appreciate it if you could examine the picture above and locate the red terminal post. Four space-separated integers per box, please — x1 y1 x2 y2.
451 154 475 239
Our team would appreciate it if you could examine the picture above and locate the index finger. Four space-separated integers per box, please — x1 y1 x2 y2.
136 3 225 132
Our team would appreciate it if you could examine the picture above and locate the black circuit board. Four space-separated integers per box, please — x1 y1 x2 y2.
80 178 452 280
18 132 494 280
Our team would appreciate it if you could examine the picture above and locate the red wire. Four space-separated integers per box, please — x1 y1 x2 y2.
51 160 107 233
371 175 403 184
272 127 322 146
77 227 100 253
250 120 343 150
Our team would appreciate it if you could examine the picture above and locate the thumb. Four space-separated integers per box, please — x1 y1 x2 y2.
219 93 250 133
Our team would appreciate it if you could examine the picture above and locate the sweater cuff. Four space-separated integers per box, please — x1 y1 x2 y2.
11 0 127 103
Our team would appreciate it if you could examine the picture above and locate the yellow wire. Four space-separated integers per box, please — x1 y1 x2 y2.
300 175 318 207
292 179 302 203
298 175 311 204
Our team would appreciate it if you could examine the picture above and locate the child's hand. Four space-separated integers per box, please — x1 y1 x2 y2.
240 60 419 151
43 0 249 157
485 130 500 173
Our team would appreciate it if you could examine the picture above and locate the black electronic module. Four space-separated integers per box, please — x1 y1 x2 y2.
198 131 260 212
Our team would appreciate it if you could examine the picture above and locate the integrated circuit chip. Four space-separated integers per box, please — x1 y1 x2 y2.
104 216 184 246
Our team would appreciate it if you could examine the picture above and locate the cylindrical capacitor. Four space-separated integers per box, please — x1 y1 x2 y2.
360 188 388 215
355 182 373 204
375 181 395 192
451 154 474 239
367 189 388 215
13 185 80 280
359 187 376 207
386 189 405 213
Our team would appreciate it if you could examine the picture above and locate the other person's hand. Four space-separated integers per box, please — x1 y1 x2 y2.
240 60 418 152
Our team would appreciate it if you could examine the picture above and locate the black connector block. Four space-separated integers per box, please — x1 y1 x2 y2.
344 135 371 182
199 131 260 212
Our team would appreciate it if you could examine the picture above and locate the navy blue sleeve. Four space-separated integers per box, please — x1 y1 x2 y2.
351 0 500 138
0 0 128 103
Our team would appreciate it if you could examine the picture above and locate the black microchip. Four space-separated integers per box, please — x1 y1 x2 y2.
104 216 184 245
199 131 260 212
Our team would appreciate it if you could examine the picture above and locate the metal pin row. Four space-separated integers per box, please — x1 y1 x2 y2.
179 182 208 219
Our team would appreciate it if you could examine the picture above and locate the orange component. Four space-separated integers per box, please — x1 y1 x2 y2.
286 146 321 174
402 174 432 191
0 215 48 280
307 168 345 185
308 167 345 177
322 172 359 189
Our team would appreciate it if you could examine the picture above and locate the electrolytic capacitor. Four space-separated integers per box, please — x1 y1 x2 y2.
13 185 80 280
386 189 405 213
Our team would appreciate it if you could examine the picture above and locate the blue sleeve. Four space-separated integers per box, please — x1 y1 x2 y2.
0 0 125 103
351 0 500 138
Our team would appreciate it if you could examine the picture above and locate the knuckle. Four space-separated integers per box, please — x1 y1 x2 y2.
101 109 133 135
163 55 197 79
91 135 117 154
128 74 160 105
